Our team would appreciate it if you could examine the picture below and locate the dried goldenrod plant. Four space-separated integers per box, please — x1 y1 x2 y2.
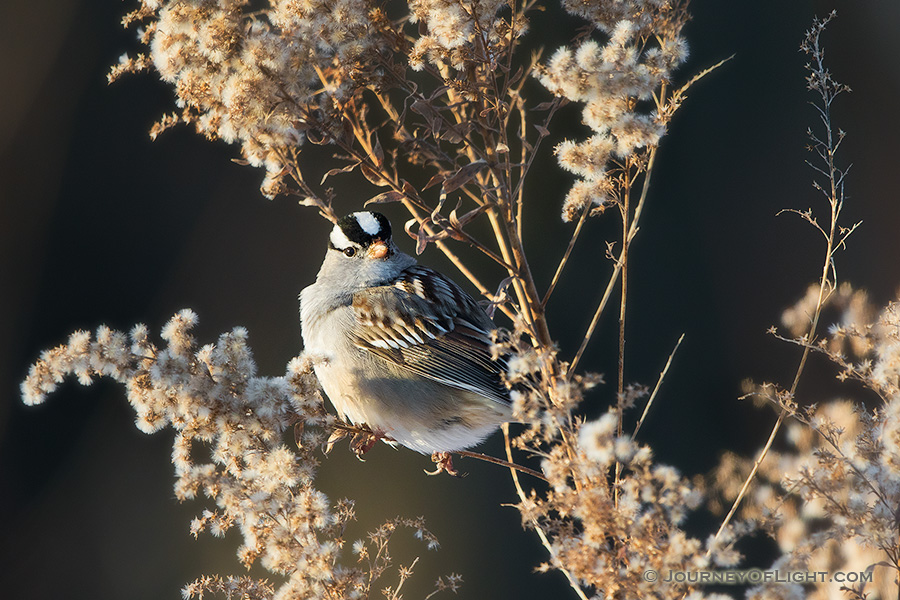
710 282 900 600
21 310 449 599
21 2 899 599
706 13 900 600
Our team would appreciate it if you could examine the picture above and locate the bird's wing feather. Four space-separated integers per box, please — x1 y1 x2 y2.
350 266 509 405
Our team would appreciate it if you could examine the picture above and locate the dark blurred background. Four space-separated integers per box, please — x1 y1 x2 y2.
2 1 899 598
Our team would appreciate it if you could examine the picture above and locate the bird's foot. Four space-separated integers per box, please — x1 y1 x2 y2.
324 422 394 461
425 451 465 477
349 430 381 459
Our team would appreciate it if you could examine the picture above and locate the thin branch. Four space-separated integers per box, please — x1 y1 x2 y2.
542 198 592 309
713 12 850 545
454 449 548 482
502 425 589 600
613 162 633 507
632 333 684 440
569 147 657 376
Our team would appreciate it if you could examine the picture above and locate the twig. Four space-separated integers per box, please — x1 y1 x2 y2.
613 162 635 507
455 449 548 482
712 12 849 545
632 333 684 439
542 198 592 309
569 147 657 376
502 425 589 600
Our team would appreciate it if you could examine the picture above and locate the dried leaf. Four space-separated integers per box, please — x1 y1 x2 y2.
324 428 349 454
320 162 359 185
400 179 419 199
428 85 450 102
440 127 464 143
410 99 434 119
365 190 405 206
423 173 445 190
360 163 390 187
293 421 306 448
484 275 516 318
411 99 443 138
415 227 428 254
531 101 558 112
442 160 487 194
371 132 384 168
404 218 428 255
507 65 525 86
307 130 328 145
449 203 488 230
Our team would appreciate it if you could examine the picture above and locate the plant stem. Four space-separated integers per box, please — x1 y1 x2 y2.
633 333 684 440
712 22 845 542
454 450 548 482
542 199 591 310
503 425 589 600
569 148 657 376
613 167 632 507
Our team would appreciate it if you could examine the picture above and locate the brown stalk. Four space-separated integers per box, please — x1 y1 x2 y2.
712 14 849 546
569 147 657 377
503 425 589 600
612 163 634 507
541 198 591 310
454 449 547 482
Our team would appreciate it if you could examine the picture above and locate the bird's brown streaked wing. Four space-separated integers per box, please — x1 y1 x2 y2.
350 267 509 405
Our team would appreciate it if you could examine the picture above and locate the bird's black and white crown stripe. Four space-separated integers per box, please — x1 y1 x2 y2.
330 211 391 250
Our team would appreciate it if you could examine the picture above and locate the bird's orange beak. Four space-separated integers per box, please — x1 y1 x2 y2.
367 240 389 260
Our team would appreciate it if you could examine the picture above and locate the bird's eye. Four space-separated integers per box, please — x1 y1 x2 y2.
343 247 357 257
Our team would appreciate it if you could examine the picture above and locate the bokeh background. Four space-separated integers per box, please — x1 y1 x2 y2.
2 1 900 598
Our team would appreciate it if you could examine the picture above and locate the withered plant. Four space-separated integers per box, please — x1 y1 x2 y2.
22 2 900 599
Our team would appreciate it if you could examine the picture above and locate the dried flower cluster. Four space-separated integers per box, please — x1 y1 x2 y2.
407 0 515 71
112 0 692 226
525 408 738 598
21 311 447 600
704 15 898 599
114 0 386 197
491 322 743 600
709 286 900 599
537 1 688 220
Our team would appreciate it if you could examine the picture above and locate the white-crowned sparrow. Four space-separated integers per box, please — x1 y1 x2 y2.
300 211 511 457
